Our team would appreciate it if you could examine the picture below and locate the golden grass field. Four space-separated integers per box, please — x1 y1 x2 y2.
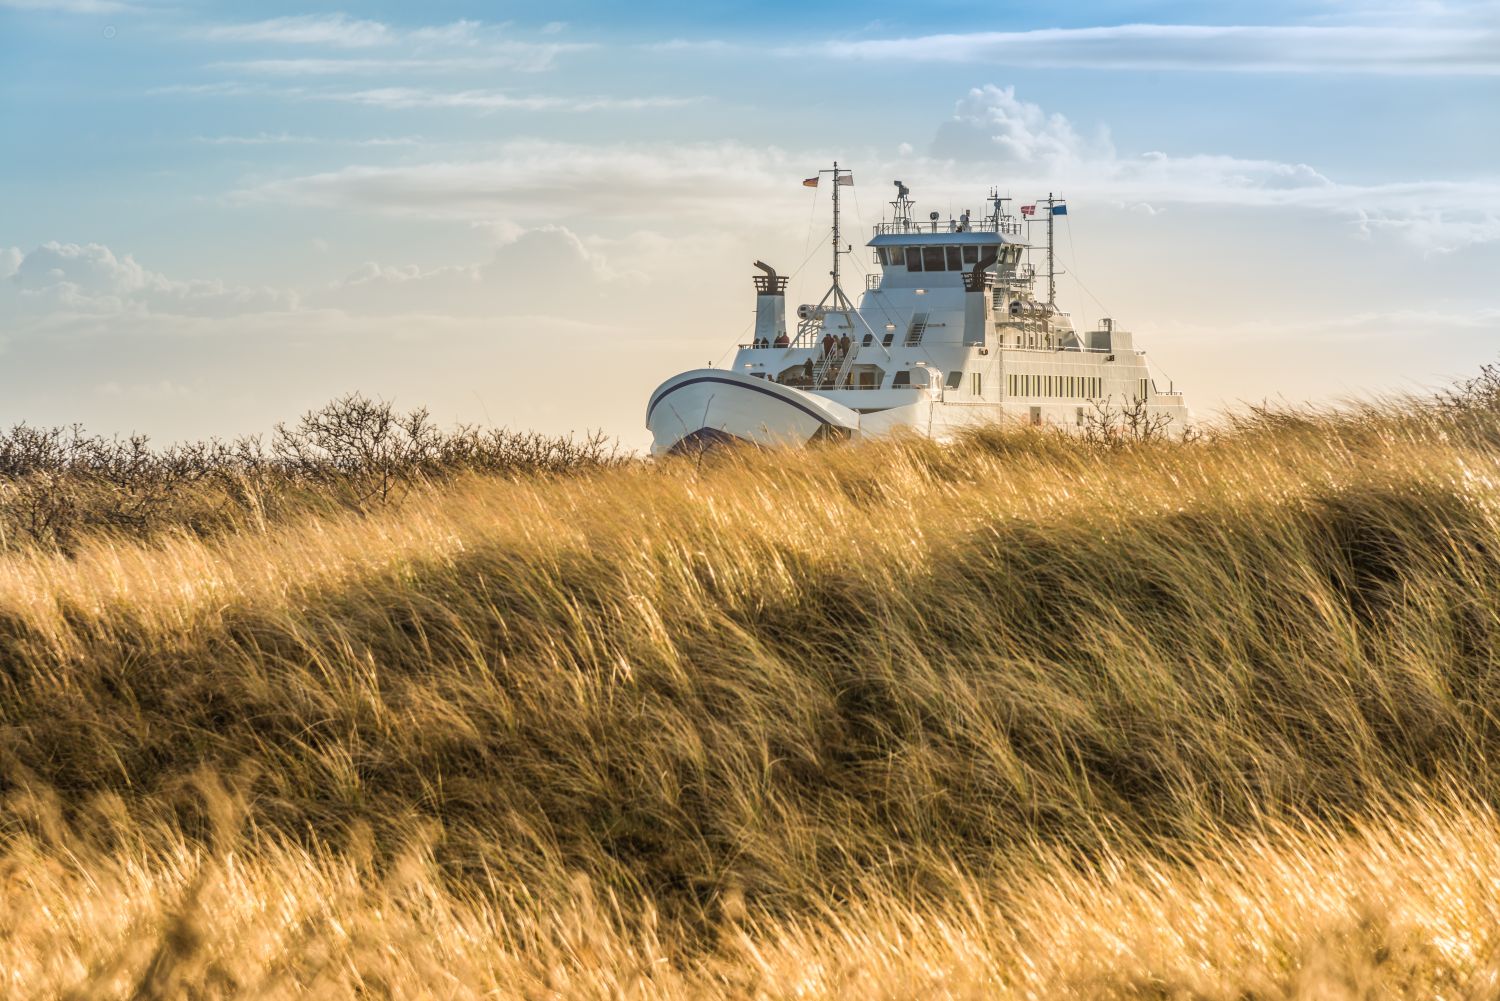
4 389 1500 998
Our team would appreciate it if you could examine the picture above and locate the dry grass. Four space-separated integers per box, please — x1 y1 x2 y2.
5 784 1497 998
4 393 1500 996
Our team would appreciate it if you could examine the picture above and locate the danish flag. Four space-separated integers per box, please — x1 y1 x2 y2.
1020 204 1036 216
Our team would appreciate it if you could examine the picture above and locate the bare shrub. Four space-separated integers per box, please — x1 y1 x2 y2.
1443 359 1500 413
0 393 621 552
1080 395 1175 447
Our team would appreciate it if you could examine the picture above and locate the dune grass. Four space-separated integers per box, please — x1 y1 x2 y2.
3 394 1500 996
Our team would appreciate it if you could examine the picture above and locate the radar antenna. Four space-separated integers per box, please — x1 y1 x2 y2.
890 180 914 231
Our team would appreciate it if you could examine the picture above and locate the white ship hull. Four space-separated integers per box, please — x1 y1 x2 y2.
646 369 859 456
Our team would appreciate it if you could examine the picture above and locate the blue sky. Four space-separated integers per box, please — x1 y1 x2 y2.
3 0 1498 447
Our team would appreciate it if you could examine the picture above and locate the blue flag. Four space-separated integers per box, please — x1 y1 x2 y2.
1051 204 1068 216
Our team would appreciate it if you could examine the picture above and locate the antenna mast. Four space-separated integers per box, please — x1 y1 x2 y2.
831 161 843 295
1046 191 1057 306
816 162 854 311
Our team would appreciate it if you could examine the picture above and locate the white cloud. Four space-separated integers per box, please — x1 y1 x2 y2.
323 87 695 112
641 38 743 53
801 23 1500 75
149 81 300 98
932 85 1107 166
154 83 691 114
232 139 800 222
196 14 394 48
227 110 1500 255
189 16 588 74
1 230 631 330
930 86 1500 253
209 44 592 76
193 133 421 146
0 0 134 11
194 132 316 145
2 242 296 316
318 226 619 316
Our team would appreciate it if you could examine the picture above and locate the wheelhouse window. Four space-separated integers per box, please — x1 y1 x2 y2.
922 246 945 272
946 246 963 270
905 247 923 271
962 245 979 264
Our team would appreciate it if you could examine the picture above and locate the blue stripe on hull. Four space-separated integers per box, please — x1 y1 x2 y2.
646 375 838 428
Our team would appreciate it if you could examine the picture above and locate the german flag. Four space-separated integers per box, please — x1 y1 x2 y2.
803 176 819 188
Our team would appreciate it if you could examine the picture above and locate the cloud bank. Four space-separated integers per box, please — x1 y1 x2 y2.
804 23 1500 75
2 242 296 316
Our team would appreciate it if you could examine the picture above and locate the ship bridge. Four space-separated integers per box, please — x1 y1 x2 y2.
867 182 1029 289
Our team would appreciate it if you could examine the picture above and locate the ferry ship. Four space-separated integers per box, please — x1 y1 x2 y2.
646 165 1188 455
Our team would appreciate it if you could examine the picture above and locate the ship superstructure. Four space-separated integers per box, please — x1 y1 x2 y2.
646 165 1188 455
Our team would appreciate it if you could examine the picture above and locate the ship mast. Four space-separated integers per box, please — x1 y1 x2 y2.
816 162 855 312
1045 191 1057 306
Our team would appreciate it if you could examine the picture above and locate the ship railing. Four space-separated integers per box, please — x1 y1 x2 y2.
872 219 1024 237
775 373 884 390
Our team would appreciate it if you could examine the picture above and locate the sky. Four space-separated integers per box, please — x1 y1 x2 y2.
2 0 1498 450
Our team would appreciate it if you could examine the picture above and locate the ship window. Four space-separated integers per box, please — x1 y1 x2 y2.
905 247 922 271
893 369 911 387
882 330 894 347
963 245 979 264
1076 407 1085 426
945 246 963 270
922 246 945 271
945 370 963 390
972 372 982 396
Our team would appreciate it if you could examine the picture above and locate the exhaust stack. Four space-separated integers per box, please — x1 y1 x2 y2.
752 260 788 346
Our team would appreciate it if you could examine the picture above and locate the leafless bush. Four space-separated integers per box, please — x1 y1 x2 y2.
1082 395 1175 447
0 394 622 552
1441 360 1500 414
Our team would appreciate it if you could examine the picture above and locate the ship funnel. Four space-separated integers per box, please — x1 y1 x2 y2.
962 249 998 346
752 260 789 347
